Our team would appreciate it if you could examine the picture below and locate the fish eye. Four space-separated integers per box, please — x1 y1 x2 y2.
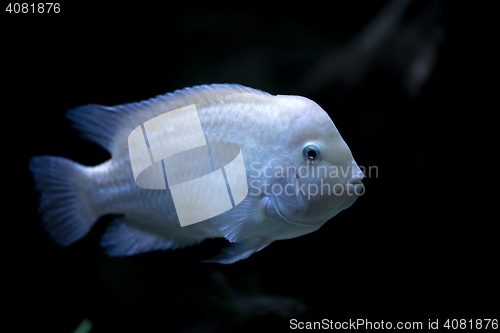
302 143 321 161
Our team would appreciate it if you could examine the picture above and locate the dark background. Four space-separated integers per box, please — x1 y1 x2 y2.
3 1 496 332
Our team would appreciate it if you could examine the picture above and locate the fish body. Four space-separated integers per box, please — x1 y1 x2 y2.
30 84 363 263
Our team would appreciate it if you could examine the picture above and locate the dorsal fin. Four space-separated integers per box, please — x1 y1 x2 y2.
66 84 271 155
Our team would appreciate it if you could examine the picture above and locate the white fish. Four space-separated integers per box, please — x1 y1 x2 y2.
29 84 364 264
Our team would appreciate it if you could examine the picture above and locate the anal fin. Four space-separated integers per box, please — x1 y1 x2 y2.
101 217 201 256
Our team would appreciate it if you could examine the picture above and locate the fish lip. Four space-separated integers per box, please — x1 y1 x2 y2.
345 171 364 187
346 173 364 184
346 163 364 184
345 180 364 196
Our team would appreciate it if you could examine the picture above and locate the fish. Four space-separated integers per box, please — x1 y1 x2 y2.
29 84 364 264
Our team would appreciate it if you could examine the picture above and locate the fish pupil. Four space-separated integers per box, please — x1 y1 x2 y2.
306 149 317 159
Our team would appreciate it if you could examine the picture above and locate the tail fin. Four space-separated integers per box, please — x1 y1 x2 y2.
29 156 98 246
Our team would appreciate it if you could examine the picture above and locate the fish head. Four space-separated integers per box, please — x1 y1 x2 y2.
268 96 364 229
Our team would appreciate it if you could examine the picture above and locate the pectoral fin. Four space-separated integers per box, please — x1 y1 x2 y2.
209 196 269 243
206 196 277 263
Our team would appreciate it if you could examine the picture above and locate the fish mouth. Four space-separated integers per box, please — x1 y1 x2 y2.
345 179 364 196
344 170 365 195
